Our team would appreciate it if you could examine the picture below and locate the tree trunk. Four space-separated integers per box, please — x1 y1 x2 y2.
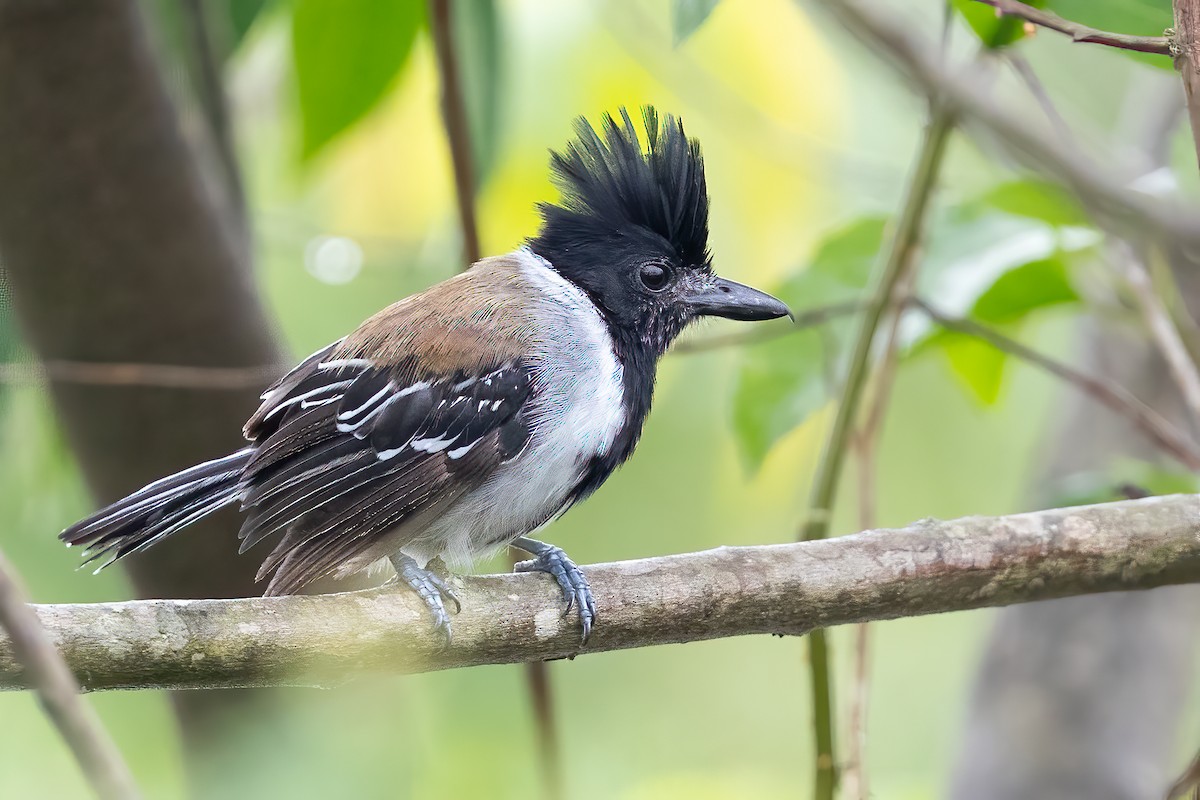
0 0 284 758
949 75 1200 800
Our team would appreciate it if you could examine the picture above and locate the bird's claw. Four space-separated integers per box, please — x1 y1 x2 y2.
515 544 596 644
391 554 461 647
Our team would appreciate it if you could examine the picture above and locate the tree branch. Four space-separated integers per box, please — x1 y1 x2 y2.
177 0 246 241
843 256 914 800
915 298 1200 471
0 360 281 390
0 548 139 799
799 97 956 800
972 0 1173 55
428 0 481 266
426 4 559 796
1174 0 1200 170
2 495 1198 692
816 0 1200 250
0 0 287 744
1112 241 1200 428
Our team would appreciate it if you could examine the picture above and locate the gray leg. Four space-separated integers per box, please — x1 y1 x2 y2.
511 537 596 643
388 553 462 645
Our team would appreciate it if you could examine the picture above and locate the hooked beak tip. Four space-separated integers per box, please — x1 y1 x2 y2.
684 277 791 322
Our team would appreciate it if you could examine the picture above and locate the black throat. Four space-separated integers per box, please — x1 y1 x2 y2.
566 299 659 505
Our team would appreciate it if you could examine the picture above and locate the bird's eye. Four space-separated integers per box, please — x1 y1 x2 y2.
639 263 669 291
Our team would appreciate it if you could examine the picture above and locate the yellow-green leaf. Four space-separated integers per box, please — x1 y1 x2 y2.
673 0 720 45
1047 0 1173 70
953 0 1040 48
292 0 424 160
451 0 503 187
941 331 1008 405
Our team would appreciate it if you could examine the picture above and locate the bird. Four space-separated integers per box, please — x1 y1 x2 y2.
60 107 791 643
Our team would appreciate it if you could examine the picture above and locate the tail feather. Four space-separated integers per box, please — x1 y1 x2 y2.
61 449 253 570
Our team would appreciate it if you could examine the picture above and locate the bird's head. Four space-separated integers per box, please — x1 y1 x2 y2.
528 107 790 360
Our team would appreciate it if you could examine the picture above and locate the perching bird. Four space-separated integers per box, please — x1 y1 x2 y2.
60 107 790 643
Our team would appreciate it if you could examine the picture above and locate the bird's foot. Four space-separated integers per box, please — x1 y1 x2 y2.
389 554 462 646
512 537 596 644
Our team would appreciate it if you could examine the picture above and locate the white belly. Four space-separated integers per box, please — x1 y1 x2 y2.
401 247 625 567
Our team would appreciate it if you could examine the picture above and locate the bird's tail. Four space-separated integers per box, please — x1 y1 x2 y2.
60 448 253 571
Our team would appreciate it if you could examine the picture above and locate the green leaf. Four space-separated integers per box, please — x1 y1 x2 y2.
451 0 503 187
919 228 1082 406
227 0 272 48
913 205 1092 328
976 179 1089 228
941 330 1008 405
953 0 1039 48
972 257 1079 322
1048 0 1170 36
673 0 720 45
731 198 1093 465
805 217 887 289
732 218 885 468
1048 0 1173 70
733 330 831 468
292 0 425 159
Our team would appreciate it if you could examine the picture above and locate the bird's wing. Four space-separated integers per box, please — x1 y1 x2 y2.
236 261 537 594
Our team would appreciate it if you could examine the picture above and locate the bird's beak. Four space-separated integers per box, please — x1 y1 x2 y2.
683 277 792 322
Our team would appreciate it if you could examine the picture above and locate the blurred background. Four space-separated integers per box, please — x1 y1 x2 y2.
0 0 1197 798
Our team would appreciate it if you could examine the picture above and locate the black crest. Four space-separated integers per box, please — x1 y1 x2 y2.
530 107 710 271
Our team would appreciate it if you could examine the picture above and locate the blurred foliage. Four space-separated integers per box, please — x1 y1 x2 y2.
292 0 425 159
974 178 1089 228
1053 460 1200 507
952 0 1044 49
953 0 1173 69
450 0 504 186
733 216 882 467
1050 0 1173 37
733 179 1096 467
4 0 1199 797
1050 0 1174 69
226 0 274 47
672 0 721 44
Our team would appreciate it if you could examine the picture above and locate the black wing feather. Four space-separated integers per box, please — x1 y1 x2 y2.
368 384 437 453
233 354 533 594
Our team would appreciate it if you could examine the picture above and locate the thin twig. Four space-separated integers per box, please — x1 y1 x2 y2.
914 298 1200 471
1002 45 1200 444
177 0 247 238
1168 750 1200 799
816 0 1200 249
843 621 872 800
525 652 563 799
842 269 913 800
426 3 560 797
1112 241 1200 429
971 0 1173 55
0 360 281 390
799 102 956 800
0 548 140 800
428 0 481 266
1156 256 1200 371
798 113 952 543
672 301 866 355
1006 53 1073 143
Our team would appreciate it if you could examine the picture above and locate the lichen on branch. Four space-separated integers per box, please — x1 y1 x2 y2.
2 494 1198 693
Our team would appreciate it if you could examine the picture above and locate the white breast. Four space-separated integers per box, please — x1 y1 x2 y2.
402 247 626 567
